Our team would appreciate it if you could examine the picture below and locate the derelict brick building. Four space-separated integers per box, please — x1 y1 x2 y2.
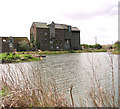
30 22 80 51
0 36 29 53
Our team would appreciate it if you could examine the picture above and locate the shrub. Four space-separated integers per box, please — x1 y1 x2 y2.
93 44 102 49
17 40 30 51
113 41 120 51
35 40 40 49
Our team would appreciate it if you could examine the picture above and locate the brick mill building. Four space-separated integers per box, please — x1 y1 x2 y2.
30 22 80 51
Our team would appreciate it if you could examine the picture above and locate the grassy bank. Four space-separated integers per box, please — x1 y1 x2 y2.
0 49 107 63
70 49 107 53
39 49 107 54
18 49 107 54
0 52 40 63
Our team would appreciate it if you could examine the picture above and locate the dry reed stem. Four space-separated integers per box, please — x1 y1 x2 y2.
86 53 118 108
1 63 69 108
70 84 74 107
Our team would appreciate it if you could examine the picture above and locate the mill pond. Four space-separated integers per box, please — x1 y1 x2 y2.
0 52 119 107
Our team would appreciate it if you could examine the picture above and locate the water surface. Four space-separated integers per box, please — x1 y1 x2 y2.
1 52 118 107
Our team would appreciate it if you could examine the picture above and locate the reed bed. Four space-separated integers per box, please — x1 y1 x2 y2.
85 53 119 108
0 53 119 108
0 63 69 108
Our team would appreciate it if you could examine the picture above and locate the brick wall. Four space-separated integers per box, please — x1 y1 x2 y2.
2 41 9 52
71 31 80 50
36 28 50 50
54 29 65 50
30 22 80 51
30 24 37 42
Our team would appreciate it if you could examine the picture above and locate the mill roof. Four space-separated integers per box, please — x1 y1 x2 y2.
32 22 80 31
71 27 80 31
33 22 48 28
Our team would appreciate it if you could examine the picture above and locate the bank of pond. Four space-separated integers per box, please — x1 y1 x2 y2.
0 52 41 63
0 49 119 63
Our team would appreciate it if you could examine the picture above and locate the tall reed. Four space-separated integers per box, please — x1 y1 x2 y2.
0 63 69 108
0 53 119 108
85 53 118 108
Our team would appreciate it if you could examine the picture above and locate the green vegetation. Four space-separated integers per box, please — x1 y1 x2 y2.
68 49 106 53
35 40 41 49
112 41 120 54
30 49 106 55
0 52 40 63
0 44 108 64
17 40 30 51
30 34 34 44
112 50 119 54
0 48 107 63
39 50 70 54
42 49 106 54
81 43 102 50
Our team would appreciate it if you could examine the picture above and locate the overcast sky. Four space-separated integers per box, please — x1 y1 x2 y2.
0 0 118 45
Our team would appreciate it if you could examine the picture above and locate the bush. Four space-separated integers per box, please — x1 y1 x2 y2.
93 44 102 49
114 41 120 50
17 40 30 51
35 40 40 49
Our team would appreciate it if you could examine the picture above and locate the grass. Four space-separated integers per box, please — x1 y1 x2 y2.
69 49 107 53
41 49 107 54
0 52 40 63
0 49 107 63
17 49 107 55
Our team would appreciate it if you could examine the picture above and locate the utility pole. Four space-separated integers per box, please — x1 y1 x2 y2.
95 36 97 44
112 41 113 45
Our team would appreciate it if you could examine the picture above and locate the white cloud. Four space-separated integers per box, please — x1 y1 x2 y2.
0 0 119 44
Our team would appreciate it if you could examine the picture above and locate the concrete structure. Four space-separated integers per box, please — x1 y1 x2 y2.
0 36 29 53
30 22 80 50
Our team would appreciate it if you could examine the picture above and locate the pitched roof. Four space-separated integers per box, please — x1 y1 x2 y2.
13 37 29 43
33 22 48 28
1 37 29 43
33 22 80 31
54 24 69 29
61 24 69 29
71 27 80 31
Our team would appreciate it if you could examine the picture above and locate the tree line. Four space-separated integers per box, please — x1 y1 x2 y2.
81 44 102 49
